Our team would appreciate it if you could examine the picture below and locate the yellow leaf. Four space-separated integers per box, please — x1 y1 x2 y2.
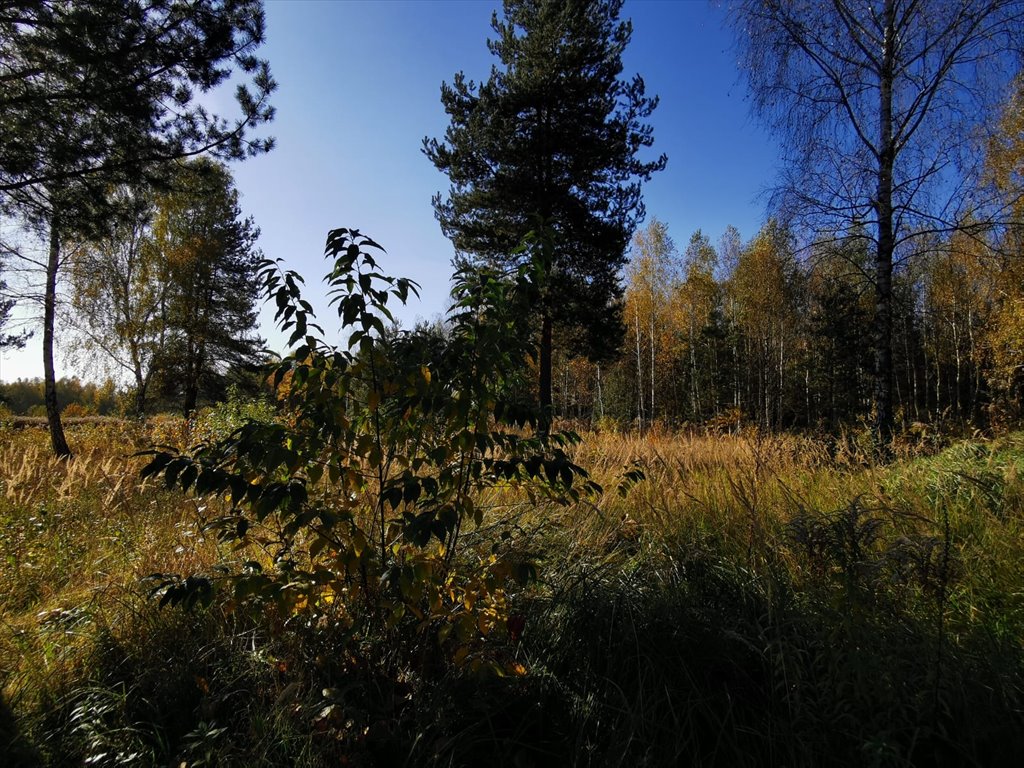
351 529 367 557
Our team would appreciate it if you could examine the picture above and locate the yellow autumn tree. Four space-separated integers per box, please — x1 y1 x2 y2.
726 220 803 429
624 217 678 424
671 230 720 420
981 73 1024 420
922 227 994 420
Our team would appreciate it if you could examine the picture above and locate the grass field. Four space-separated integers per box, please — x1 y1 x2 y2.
2 420 1023 766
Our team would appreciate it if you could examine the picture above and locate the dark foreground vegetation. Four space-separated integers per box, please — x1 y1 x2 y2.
2 415 1023 767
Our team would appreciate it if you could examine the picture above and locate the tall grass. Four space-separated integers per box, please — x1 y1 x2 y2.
504 430 1024 767
2 422 1023 766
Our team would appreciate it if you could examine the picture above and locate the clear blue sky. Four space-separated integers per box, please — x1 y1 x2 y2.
0 0 779 383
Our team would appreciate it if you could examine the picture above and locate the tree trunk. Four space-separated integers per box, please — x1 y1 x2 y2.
904 312 919 420
934 327 942 418
134 372 147 415
183 376 198 418
634 301 643 425
952 310 962 417
183 338 205 417
873 0 896 446
561 358 570 418
778 331 785 430
44 214 71 458
923 320 934 417
539 313 552 434
968 305 983 423
649 314 655 422
732 310 740 411
689 316 699 418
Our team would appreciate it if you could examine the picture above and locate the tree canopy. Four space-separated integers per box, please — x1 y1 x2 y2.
151 159 264 415
0 257 29 350
0 0 275 455
68 162 263 416
0 0 274 199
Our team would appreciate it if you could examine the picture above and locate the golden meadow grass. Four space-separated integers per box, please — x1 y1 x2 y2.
2 420 1023 766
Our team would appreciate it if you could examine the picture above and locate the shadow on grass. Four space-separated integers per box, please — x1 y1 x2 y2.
1 690 41 768
8 547 1024 767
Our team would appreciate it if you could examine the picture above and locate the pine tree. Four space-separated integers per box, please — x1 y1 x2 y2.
424 0 665 429
149 159 264 415
806 235 873 427
0 256 29 349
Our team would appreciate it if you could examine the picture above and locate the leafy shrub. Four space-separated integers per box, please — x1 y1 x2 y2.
142 228 601 669
62 403 95 418
191 384 277 444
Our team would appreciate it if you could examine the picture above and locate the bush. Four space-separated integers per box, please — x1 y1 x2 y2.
142 227 601 672
191 385 277 444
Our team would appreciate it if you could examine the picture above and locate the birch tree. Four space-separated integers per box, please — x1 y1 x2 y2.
676 230 719 419
624 217 676 424
730 0 1024 442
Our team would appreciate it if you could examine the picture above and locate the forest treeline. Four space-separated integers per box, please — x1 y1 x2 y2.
3 0 1024 452
546 212 1024 432
0 376 119 416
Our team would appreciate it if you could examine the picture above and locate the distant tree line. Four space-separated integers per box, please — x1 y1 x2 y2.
0 376 119 417
549 207 1024 432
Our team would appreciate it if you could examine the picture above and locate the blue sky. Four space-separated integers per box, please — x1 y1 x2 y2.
0 0 780 383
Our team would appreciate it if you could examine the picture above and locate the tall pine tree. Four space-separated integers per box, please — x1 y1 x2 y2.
424 0 665 430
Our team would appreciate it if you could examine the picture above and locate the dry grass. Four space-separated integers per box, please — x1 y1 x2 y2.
2 421 1023 766
0 423 219 736
497 428 884 568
